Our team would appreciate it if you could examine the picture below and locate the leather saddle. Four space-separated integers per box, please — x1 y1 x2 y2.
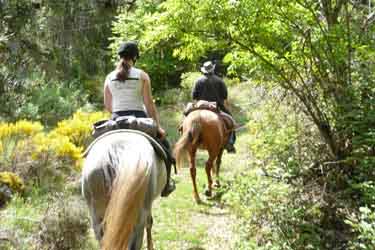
86 116 168 166
182 101 236 133
92 116 158 139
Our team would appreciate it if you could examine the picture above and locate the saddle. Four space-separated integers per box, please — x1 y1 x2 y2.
92 116 158 139
183 100 219 116
182 101 236 133
86 116 168 166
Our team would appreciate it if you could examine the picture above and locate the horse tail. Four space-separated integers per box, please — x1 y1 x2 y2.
174 118 201 168
102 157 150 250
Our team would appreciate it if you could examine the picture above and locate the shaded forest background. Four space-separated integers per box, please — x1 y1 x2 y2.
1 0 375 249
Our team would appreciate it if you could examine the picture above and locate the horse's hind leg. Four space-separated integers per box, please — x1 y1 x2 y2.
146 214 154 250
213 148 224 188
82 168 109 241
188 147 200 203
204 154 215 197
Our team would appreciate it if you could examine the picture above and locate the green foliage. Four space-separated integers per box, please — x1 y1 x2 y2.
0 0 117 119
223 86 328 249
137 1 375 247
225 170 324 250
178 72 201 102
346 206 375 250
17 79 89 126
110 0 192 91
35 194 90 250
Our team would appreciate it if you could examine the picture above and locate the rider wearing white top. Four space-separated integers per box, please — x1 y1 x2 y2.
105 67 144 113
103 41 175 197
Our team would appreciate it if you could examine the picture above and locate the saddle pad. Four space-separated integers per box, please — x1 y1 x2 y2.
82 129 168 167
92 116 158 139
183 101 219 116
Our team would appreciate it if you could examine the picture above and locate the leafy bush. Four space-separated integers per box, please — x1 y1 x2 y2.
0 172 24 193
0 172 24 208
17 79 89 126
225 170 323 250
346 206 375 250
1 111 108 185
178 72 202 102
224 86 336 249
51 110 108 148
34 194 90 250
155 88 182 105
0 120 44 167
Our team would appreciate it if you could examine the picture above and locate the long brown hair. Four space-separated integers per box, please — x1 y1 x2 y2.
116 58 131 81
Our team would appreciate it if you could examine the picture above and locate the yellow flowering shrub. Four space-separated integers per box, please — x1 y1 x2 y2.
52 110 108 148
0 120 43 140
0 172 24 193
32 132 83 171
0 120 44 165
1 112 108 186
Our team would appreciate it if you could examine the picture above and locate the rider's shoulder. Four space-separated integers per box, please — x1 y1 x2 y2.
105 70 118 83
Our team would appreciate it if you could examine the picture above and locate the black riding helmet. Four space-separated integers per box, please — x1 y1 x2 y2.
117 41 139 60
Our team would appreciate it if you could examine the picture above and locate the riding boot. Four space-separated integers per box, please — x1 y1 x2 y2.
161 160 176 197
159 138 176 197
225 131 236 154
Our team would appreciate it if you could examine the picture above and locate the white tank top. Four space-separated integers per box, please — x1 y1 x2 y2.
105 67 145 112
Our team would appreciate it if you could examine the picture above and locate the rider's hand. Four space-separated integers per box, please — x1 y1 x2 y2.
158 127 166 139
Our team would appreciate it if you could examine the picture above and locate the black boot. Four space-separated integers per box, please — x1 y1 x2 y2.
161 160 176 197
158 138 176 197
225 131 236 154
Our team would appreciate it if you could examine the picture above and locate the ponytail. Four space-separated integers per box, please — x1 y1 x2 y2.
116 58 131 81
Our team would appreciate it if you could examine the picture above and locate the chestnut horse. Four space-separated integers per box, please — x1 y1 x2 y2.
174 109 231 203
81 130 166 250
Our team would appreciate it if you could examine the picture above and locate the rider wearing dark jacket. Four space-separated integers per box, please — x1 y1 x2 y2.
192 61 236 153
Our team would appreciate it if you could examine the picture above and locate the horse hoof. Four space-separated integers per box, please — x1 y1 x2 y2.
204 189 212 197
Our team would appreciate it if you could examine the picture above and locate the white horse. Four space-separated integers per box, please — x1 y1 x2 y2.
81 130 166 250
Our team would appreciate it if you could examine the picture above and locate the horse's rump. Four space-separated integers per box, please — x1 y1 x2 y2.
175 110 227 168
82 132 166 250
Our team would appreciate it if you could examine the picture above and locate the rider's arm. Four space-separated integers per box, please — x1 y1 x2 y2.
104 81 112 113
192 79 202 101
